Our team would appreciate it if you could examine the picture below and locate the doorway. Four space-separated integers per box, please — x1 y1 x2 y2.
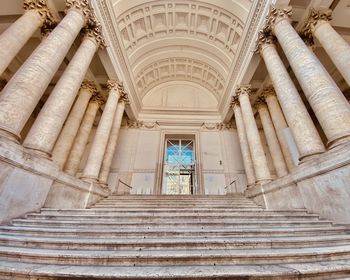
162 136 197 195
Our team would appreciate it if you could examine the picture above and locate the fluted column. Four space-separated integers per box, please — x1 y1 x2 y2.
0 0 91 142
267 7 350 148
256 99 288 178
23 22 105 157
51 81 97 168
262 87 295 171
236 86 271 183
231 98 256 187
256 31 325 161
81 80 121 182
99 91 128 185
303 9 350 87
64 95 103 176
0 0 54 76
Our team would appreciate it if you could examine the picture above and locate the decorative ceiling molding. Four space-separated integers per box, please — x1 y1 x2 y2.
135 57 225 99
116 1 245 64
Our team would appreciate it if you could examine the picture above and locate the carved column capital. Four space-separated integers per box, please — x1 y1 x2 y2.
23 0 55 24
255 28 277 54
65 0 92 23
261 86 276 99
83 17 107 49
266 6 293 33
91 92 105 106
235 85 252 98
80 80 98 93
40 21 57 38
117 81 129 104
107 79 119 91
230 96 240 108
254 97 267 110
300 9 332 42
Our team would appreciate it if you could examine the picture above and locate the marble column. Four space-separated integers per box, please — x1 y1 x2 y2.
0 0 91 142
267 7 350 148
236 86 271 184
231 98 256 187
51 81 97 168
0 0 54 76
303 9 350 87
261 86 295 171
64 95 103 176
99 92 128 185
23 22 105 157
81 80 121 182
256 99 288 178
256 31 325 161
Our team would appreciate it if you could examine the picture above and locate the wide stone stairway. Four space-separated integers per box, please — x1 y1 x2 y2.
0 194 350 279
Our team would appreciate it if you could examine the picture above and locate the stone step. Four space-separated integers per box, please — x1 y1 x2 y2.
0 259 349 279
1 245 350 266
40 208 309 215
11 219 333 228
25 213 322 221
0 234 349 250
0 226 345 238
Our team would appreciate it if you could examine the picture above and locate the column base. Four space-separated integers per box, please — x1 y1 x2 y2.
23 146 51 159
255 178 272 185
327 134 350 150
299 151 324 164
0 127 21 144
80 176 99 184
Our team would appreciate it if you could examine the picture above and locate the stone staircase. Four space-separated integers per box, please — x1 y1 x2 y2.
0 194 350 279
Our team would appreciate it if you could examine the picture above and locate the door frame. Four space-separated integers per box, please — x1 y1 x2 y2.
154 130 203 195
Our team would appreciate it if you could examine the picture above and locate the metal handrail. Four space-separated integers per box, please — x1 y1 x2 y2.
118 179 132 189
225 178 237 190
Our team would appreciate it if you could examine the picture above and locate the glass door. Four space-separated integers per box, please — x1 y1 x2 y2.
162 139 197 195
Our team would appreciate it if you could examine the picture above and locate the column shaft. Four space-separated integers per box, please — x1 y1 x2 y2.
260 43 325 160
82 82 121 181
52 82 97 168
99 101 125 185
0 10 45 76
264 92 295 171
237 88 271 183
232 103 256 187
0 8 86 141
23 36 98 155
64 100 100 176
257 103 288 177
272 15 350 147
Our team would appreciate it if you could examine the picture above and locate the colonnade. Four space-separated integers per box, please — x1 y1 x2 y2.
0 0 127 188
234 6 350 187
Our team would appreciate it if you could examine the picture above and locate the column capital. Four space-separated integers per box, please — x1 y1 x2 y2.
302 9 332 34
235 85 252 98
261 85 276 99
230 96 240 109
83 18 107 49
107 79 119 91
80 80 98 94
254 97 267 111
117 81 129 104
40 21 57 38
298 31 315 49
65 0 92 23
255 28 277 54
23 0 55 24
91 92 105 106
266 6 292 33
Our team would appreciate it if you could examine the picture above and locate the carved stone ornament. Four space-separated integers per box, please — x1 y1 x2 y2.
230 96 240 108
298 31 315 48
261 85 276 99
235 85 252 97
300 9 332 39
125 120 159 129
201 122 233 131
80 80 98 93
91 92 105 106
266 6 292 33
66 0 92 22
83 17 107 49
23 0 55 25
40 21 57 38
254 27 277 54
107 80 119 91
116 81 129 104
253 97 267 110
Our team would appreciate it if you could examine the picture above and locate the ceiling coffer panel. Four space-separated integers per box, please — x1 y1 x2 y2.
117 1 244 63
136 57 225 99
